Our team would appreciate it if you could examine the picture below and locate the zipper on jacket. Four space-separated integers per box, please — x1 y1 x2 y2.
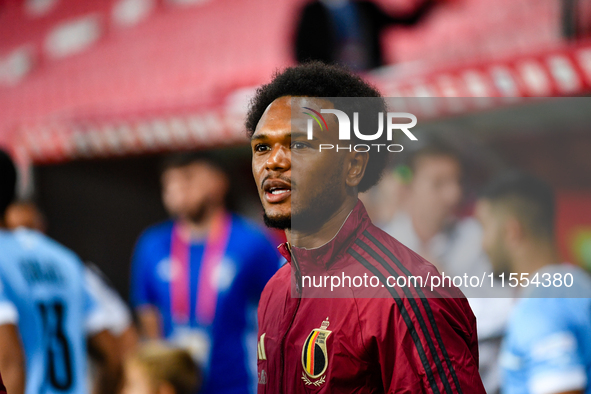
279 243 302 393
288 242 303 294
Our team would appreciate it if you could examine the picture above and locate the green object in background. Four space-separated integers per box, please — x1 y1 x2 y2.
394 165 413 184
572 229 591 272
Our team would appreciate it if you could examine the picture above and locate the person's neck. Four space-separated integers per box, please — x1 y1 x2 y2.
512 239 559 276
286 196 358 249
178 205 225 241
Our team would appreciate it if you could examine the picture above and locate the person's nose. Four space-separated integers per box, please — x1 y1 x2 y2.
265 145 290 172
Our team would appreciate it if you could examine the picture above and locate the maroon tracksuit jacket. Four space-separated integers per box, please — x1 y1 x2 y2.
256 201 485 393
0 373 6 394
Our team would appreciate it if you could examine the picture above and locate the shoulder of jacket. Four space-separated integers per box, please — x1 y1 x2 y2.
363 224 442 278
261 263 290 294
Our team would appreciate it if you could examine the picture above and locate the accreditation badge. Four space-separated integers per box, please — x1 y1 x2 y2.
301 318 331 386
171 326 211 367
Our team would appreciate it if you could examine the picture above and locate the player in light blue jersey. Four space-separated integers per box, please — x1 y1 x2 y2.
477 172 591 394
0 149 121 394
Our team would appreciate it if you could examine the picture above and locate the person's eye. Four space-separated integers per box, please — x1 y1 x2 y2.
291 141 310 150
254 144 270 153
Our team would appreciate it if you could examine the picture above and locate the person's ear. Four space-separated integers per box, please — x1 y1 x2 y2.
158 382 176 394
345 151 369 188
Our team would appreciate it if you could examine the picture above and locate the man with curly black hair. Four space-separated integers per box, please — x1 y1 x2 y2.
247 62 485 393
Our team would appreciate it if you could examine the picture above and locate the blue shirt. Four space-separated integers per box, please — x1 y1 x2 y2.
130 215 280 394
0 228 96 394
501 264 591 394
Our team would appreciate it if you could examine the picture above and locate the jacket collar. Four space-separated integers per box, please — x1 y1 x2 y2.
277 200 372 270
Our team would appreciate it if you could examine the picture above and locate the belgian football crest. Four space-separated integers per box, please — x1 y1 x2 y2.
301 318 331 386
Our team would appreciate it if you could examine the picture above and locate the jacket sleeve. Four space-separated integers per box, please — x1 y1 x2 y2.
375 296 486 393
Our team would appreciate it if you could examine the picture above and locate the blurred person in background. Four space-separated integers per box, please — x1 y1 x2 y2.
381 140 487 274
5 201 46 233
130 152 279 394
294 0 438 71
83 263 137 357
84 263 138 391
359 163 411 227
0 149 121 394
0 153 19 394
5 199 138 391
476 172 591 394
380 140 513 393
122 342 201 394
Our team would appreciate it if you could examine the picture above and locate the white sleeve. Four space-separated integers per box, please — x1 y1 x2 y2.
527 331 588 394
0 278 18 326
85 266 133 336
0 301 18 326
530 369 587 394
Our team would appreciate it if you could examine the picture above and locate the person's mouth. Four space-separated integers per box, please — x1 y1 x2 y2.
263 179 292 204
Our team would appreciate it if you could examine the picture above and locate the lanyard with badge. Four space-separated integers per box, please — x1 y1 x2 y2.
169 212 232 364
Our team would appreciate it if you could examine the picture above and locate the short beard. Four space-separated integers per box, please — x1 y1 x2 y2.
261 156 346 232
186 203 207 224
263 213 291 230
260 192 345 231
291 161 346 234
